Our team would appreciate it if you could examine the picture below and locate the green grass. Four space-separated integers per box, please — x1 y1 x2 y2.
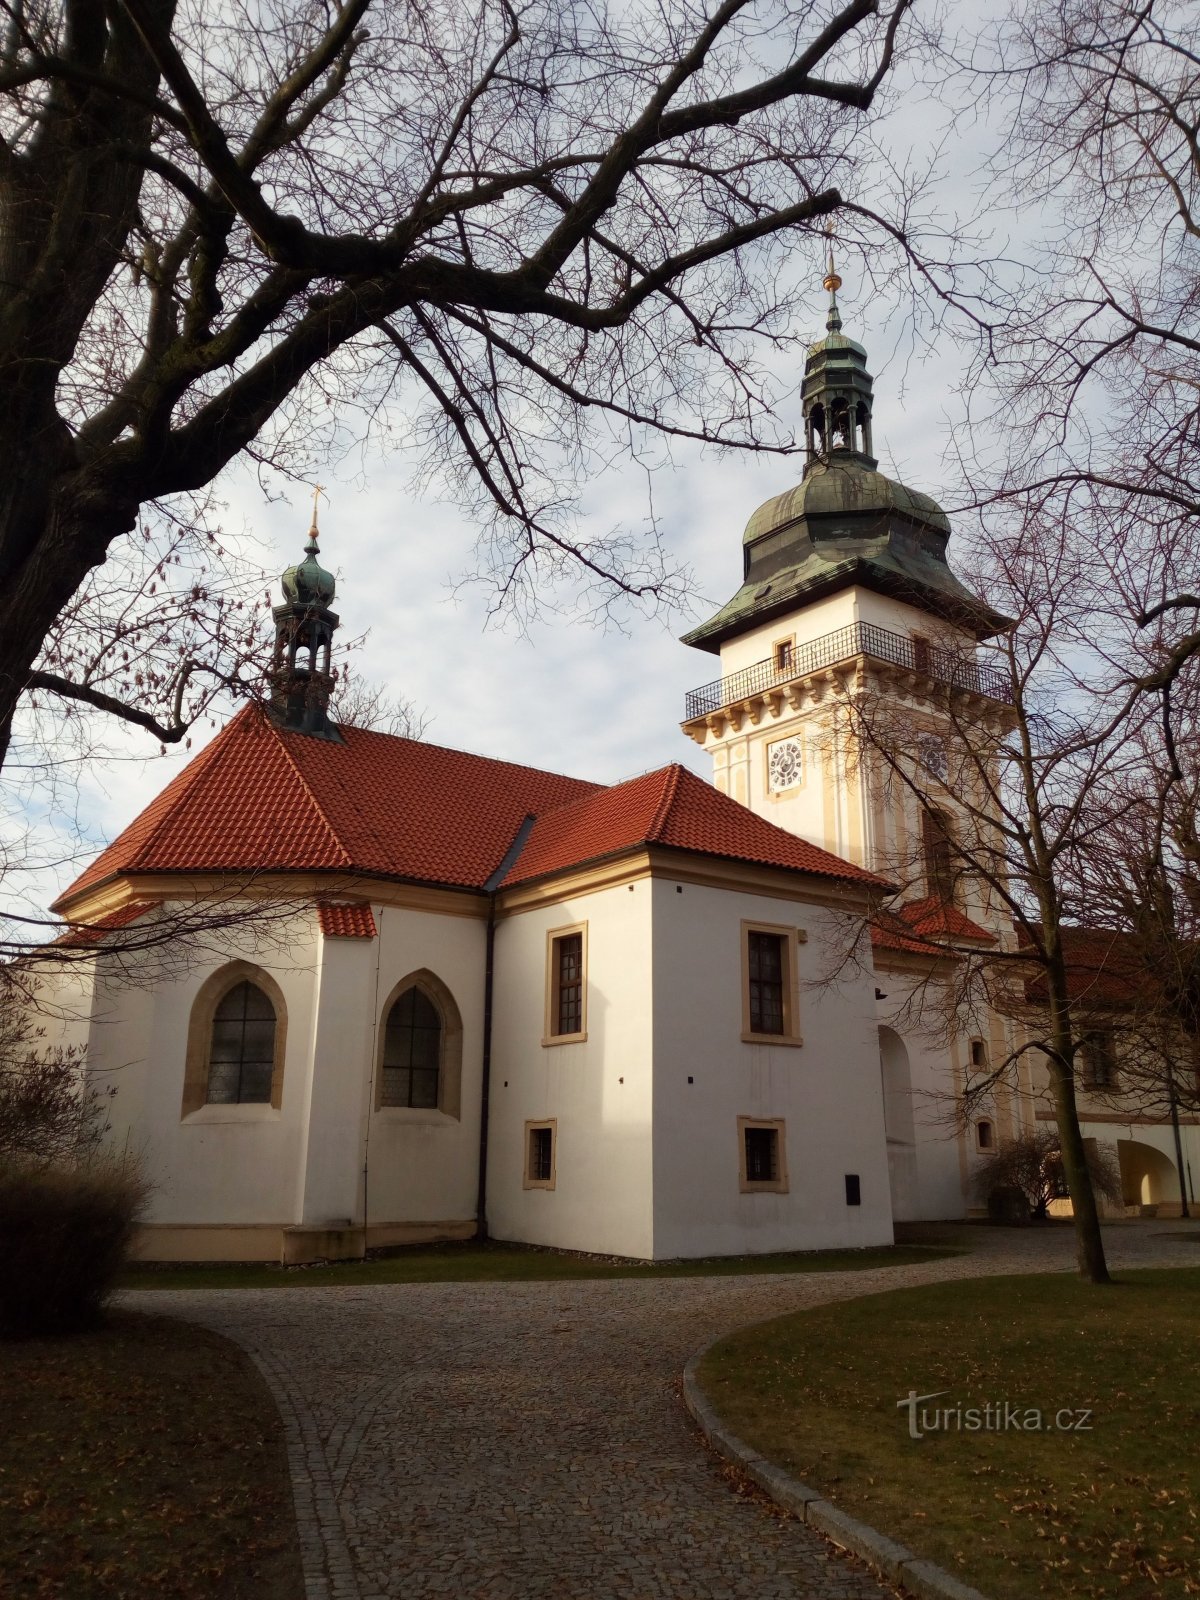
699 1268 1200 1600
0 1312 301 1598
121 1237 958 1290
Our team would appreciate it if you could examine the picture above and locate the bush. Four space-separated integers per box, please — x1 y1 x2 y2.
0 1158 149 1338
974 1128 1125 1220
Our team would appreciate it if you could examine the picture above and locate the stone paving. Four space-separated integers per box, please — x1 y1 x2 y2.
126 1221 1200 1600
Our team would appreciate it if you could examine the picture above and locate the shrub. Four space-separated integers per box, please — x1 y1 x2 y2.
0 1157 149 1338
974 1128 1125 1220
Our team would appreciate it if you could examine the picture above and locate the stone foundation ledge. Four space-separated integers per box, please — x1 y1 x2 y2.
682 1347 991 1600
131 1218 476 1264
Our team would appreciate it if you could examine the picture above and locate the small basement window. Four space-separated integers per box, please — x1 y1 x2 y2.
524 1121 556 1190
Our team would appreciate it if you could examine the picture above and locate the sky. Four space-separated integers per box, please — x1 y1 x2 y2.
26 2 1011 919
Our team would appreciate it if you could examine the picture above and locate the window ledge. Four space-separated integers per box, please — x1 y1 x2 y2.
373 1107 459 1125
182 1103 282 1125
541 1031 588 1048
740 1031 803 1048
740 1179 790 1195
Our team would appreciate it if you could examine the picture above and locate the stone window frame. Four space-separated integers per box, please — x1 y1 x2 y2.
543 923 588 1046
374 968 463 1120
738 1116 789 1194
524 1119 557 1190
182 961 288 1119
740 920 803 1046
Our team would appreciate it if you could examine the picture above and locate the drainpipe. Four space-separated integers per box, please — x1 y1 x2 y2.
476 815 537 1240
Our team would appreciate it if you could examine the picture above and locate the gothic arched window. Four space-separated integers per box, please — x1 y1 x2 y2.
207 981 277 1104
381 986 442 1109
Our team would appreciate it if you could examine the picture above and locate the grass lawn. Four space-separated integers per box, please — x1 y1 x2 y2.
0 1312 301 1599
698 1268 1200 1600
121 1238 957 1290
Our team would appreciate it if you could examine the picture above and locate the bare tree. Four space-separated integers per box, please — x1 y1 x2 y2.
0 0 935 773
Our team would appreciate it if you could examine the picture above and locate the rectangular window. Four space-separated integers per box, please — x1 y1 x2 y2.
741 923 801 1044
738 1117 788 1193
524 1120 556 1189
969 1038 988 1070
1082 1031 1118 1091
845 1173 862 1206
921 810 955 902
544 925 587 1044
773 637 794 673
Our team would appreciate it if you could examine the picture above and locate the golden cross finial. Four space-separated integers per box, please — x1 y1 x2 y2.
310 482 327 531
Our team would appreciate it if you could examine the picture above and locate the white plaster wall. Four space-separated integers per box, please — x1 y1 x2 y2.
98 910 321 1227
873 978 972 1220
487 883 655 1258
717 591 858 678
650 880 893 1256
357 904 487 1230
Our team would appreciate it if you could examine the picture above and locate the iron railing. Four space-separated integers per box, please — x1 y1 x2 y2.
683 620 1011 720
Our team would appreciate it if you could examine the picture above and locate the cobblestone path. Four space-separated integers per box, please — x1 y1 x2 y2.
127 1221 1199 1600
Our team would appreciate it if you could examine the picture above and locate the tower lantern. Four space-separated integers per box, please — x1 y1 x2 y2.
269 488 340 739
801 250 876 466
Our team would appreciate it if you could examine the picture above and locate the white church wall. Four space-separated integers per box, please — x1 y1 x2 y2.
114 910 321 1254
356 902 487 1240
487 880 655 1258
717 591 858 678
650 879 893 1256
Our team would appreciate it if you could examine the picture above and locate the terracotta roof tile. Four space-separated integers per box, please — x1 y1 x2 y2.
56 706 601 910
1021 924 1146 1006
54 900 157 947
872 895 994 955
317 902 377 939
502 764 886 888
56 711 882 910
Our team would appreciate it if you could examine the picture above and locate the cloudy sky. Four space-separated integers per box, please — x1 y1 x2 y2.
30 3 1012 917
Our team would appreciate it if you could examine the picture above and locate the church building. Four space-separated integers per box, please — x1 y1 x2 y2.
42 274 1194 1262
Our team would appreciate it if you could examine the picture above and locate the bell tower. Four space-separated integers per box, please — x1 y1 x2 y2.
269 490 340 739
679 267 1010 880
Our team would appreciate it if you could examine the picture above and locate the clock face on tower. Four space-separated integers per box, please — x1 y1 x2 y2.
767 736 804 792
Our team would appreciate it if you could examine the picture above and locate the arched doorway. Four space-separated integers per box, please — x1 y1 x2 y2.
1117 1139 1181 1211
879 1027 919 1220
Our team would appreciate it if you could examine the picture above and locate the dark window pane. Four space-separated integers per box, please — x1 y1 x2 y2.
555 934 583 1035
207 980 277 1103
748 932 786 1034
206 1065 240 1104
239 1063 274 1103
529 1127 553 1181
209 1019 244 1062
381 986 443 1106
745 1127 778 1184
410 1070 439 1109
381 1066 411 1108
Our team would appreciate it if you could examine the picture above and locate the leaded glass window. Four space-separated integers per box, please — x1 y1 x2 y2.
747 931 786 1035
207 982 276 1104
382 987 442 1108
554 933 584 1036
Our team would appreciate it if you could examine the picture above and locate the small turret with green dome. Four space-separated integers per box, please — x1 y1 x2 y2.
269 489 342 739
682 258 1007 654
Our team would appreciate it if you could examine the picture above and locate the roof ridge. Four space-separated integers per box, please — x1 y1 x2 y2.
645 763 685 841
265 716 354 870
95 710 253 877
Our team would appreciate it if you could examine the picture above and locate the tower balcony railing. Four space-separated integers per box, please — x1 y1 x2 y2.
683 620 1012 721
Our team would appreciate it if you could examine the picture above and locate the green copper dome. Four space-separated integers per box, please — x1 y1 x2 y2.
682 279 1007 654
282 529 336 608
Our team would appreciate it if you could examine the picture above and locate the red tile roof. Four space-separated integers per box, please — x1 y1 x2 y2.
318 902 378 939
1021 923 1145 1006
502 764 885 888
58 707 600 909
873 895 995 955
56 707 881 909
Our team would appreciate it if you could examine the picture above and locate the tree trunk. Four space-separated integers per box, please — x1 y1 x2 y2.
1046 1050 1111 1283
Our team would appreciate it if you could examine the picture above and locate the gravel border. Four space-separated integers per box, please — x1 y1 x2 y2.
682 1347 991 1600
